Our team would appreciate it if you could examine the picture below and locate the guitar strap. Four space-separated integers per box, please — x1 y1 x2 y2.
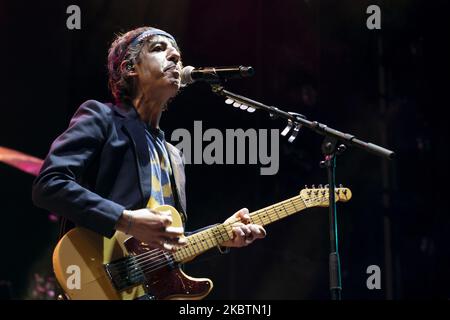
165 142 187 225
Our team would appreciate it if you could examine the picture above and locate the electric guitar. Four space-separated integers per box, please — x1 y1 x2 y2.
53 186 352 300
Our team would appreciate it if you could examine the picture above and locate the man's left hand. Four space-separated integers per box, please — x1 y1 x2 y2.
221 208 266 248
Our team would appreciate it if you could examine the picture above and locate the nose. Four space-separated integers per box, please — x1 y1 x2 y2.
167 46 180 65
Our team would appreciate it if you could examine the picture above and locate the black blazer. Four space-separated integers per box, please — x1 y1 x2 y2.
32 100 187 238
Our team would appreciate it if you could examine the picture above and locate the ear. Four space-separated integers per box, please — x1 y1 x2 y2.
120 60 138 77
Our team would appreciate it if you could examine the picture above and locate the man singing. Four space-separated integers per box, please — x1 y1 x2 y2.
32 26 265 270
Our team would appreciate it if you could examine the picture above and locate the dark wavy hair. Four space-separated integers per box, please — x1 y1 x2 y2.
107 27 147 104
107 26 181 105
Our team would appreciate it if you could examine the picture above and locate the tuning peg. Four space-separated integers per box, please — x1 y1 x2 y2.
319 184 323 188
325 184 329 188
339 183 343 188
312 184 315 189
305 185 308 189
232 102 241 108
225 98 234 105
240 104 248 110
247 107 256 113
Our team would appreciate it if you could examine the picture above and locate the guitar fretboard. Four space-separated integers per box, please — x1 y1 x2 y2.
173 195 307 262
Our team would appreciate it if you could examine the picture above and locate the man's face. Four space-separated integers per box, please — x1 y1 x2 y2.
134 35 182 100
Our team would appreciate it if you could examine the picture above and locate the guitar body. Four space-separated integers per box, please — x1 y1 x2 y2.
52 205 213 300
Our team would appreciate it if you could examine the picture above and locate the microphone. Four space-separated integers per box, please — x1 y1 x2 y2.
181 65 255 85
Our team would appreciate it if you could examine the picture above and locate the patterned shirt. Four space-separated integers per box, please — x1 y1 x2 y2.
144 126 175 209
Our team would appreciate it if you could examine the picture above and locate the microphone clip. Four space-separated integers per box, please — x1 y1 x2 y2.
281 112 306 143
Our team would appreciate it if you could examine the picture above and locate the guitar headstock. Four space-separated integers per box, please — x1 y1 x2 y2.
299 185 352 208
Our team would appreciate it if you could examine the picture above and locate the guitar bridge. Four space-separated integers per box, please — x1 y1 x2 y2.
105 256 145 291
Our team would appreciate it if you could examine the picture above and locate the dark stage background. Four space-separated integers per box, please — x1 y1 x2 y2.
1 0 449 299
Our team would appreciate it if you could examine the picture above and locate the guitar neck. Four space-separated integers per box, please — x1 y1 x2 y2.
173 195 307 263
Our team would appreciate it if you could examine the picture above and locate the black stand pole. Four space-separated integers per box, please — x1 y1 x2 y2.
320 139 347 300
210 84 395 299
327 157 341 300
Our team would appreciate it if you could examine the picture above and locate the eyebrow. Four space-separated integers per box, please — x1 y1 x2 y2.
149 39 178 49
147 37 180 51
149 40 168 47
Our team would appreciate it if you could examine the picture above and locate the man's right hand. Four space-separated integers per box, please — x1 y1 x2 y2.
116 208 186 252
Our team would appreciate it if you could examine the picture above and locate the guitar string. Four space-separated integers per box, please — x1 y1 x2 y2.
109 198 307 283
107 197 306 277
109 192 347 280
112 196 347 283
119 192 347 280
109 196 306 273
113 195 305 268
110 191 348 280
110 192 345 280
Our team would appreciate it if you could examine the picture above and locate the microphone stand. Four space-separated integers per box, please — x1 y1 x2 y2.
210 84 395 300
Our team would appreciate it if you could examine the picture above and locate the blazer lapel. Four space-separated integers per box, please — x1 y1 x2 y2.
115 104 152 208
